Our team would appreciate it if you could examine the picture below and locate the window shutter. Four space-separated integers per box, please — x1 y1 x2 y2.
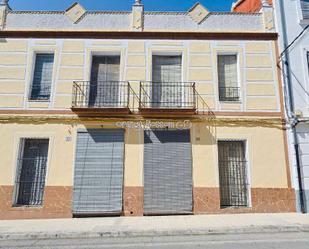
89 56 120 107
218 55 238 88
152 55 182 107
218 55 239 101
30 54 54 100
301 0 309 19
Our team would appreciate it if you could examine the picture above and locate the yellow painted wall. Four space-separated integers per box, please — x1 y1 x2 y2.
0 39 280 112
0 123 74 186
0 121 288 189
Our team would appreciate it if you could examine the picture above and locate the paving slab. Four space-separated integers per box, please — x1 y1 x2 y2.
0 213 309 240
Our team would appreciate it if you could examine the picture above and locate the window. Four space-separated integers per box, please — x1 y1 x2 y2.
217 54 240 102
152 55 183 107
307 52 309 73
14 139 49 206
29 53 54 101
89 55 121 107
301 0 309 19
218 141 248 207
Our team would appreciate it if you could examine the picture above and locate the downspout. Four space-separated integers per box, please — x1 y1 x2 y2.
278 0 306 213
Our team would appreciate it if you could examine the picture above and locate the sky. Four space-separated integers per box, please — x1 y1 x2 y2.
9 0 236 12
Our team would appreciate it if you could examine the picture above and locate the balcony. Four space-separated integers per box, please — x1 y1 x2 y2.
71 81 132 116
139 81 197 116
219 87 240 102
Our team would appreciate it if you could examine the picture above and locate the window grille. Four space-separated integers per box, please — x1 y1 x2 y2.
217 55 240 102
15 139 49 206
30 54 54 100
218 141 248 207
301 0 309 19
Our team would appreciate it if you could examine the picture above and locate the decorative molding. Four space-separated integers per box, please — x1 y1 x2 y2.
65 2 86 24
132 2 144 31
188 3 209 24
0 30 278 40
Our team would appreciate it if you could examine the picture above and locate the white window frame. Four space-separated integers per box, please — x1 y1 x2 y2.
297 0 309 25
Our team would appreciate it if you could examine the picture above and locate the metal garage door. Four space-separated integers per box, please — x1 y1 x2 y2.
73 129 124 215
144 129 192 214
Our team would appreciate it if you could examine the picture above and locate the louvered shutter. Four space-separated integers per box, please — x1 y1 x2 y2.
144 130 192 214
89 56 120 107
301 0 309 19
152 55 182 108
30 54 54 100
73 129 124 215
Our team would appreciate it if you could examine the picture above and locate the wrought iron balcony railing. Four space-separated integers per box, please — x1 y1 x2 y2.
72 81 131 109
219 87 240 102
139 81 196 109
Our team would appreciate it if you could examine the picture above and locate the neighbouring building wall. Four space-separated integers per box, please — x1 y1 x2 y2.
273 0 309 212
233 0 273 13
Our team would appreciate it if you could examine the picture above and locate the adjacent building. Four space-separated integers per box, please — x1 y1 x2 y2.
233 0 309 213
0 0 295 219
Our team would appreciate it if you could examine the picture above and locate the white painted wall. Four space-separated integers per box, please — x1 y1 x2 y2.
273 0 309 212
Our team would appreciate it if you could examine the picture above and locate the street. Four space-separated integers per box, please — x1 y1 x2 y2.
1 232 309 249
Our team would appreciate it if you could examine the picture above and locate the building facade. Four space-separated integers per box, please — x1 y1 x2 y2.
233 0 309 213
0 0 295 219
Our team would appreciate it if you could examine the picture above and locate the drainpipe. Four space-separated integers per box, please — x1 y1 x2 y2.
277 0 306 213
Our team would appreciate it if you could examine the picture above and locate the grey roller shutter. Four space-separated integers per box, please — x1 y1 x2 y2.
30 54 54 100
152 55 182 108
144 130 192 214
89 56 120 107
301 0 309 19
73 129 124 215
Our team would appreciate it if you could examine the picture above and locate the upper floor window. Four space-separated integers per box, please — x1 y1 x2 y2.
29 53 54 101
151 55 184 108
301 0 309 19
217 54 240 102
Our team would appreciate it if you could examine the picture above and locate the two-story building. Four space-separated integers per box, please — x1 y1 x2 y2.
0 0 295 219
233 0 309 213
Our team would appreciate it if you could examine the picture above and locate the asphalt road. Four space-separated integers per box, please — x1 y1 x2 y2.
1 232 309 249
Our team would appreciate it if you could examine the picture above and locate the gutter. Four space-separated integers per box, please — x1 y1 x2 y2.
277 0 306 213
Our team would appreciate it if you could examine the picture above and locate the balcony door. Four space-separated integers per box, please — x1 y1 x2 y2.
152 55 182 108
89 55 120 107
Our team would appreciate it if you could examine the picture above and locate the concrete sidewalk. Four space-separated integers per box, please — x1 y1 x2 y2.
0 213 309 240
